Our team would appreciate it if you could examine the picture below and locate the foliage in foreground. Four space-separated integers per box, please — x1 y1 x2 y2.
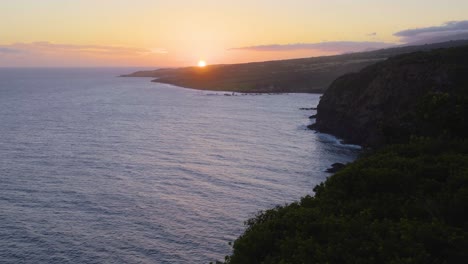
223 139 468 263
216 47 468 263
218 63 468 263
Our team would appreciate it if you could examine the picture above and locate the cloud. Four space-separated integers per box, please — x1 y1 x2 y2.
231 21 468 56
0 42 155 56
150 48 169 54
394 20 468 44
0 42 172 58
0 47 20 54
0 42 169 67
229 41 395 54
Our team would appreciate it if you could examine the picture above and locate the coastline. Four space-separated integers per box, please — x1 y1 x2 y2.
122 40 468 95
221 44 468 264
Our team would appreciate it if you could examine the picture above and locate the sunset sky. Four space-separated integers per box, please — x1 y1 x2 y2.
1 0 468 67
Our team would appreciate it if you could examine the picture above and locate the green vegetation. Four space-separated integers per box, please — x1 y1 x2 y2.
124 56 381 93
313 44 468 147
217 46 468 263
123 40 468 93
383 92 468 145
223 139 468 263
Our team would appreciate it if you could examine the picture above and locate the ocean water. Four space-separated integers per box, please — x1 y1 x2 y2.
0 68 359 263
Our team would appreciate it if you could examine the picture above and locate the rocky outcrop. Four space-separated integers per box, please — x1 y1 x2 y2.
313 45 468 147
325 163 346 173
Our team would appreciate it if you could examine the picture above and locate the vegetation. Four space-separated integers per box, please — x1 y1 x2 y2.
216 46 468 263
222 139 468 264
123 40 468 93
313 44 468 147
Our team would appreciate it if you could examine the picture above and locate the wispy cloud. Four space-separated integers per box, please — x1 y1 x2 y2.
150 48 169 54
0 42 156 56
394 20 468 44
229 21 468 56
0 47 20 54
0 42 169 67
229 41 395 53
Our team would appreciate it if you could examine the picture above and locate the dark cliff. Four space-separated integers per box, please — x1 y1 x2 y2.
222 45 468 264
313 45 468 147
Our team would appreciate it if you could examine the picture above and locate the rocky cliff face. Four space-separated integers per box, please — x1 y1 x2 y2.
313 46 468 147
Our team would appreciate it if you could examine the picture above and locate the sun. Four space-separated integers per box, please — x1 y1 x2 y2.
198 60 207 67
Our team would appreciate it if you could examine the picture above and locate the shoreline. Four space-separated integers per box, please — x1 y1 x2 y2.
147 78 325 94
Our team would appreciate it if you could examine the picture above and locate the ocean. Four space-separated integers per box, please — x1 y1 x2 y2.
0 68 359 263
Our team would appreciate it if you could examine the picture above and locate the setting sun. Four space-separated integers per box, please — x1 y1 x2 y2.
198 60 207 67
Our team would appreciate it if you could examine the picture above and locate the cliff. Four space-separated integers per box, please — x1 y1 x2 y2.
313 45 468 147
220 45 468 264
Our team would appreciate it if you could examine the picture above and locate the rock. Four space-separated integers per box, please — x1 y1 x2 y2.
326 163 346 173
307 123 316 130
309 114 317 119
299 107 317 110
313 45 468 147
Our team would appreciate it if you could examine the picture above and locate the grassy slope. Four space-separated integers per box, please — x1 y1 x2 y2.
124 40 468 93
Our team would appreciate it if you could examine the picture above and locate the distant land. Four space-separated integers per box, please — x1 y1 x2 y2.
123 39 468 93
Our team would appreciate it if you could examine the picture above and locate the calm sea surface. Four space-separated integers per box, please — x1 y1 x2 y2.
0 68 359 263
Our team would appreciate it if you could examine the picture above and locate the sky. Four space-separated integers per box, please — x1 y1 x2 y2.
1 0 468 67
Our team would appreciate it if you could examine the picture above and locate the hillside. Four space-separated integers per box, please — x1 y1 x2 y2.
218 45 468 263
123 40 468 93
312 45 468 147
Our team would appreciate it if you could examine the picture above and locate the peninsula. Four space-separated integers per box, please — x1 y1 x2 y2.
123 40 468 93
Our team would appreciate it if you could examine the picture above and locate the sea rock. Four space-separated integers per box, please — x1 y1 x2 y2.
299 107 317 110
325 163 346 173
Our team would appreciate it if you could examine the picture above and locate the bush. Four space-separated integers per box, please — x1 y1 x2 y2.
223 140 468 264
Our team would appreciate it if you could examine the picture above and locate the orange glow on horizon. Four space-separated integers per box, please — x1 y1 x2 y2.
198 60 207 67
1 1 467 67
